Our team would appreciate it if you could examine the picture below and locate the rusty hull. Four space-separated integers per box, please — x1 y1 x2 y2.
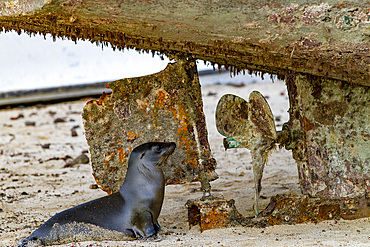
186 197 244 232
285 73 370 200
0 1 369 86
260 193 370 224
82 60 217 194
186 193 370 230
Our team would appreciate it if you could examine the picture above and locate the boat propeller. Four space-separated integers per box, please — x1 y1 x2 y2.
215 91 296 217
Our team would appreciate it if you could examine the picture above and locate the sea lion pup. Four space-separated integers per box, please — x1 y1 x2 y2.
18 142 176 247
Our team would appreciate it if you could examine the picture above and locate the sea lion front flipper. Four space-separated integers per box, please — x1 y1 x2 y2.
131 211 157 239
154 221 161 232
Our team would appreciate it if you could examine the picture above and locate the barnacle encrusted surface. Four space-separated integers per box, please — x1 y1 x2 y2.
0 0 369 86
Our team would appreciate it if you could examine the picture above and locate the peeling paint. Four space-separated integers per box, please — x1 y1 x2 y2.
0 0 50 16
300 3 331 25
312 100 349 125
335 8 370 31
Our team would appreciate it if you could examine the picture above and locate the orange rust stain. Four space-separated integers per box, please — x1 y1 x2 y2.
89 112 96 122
105 152 115 161
159 92 197 165
156 90 166 107
187 153 198 168
166 179 186 185
85 99 96 106
136 98 150 110
92 173 112 195
95 92 110 105
302 116 316 131
126 131 139 140
188 200 237 232
151 88 199 167
118 147 128 164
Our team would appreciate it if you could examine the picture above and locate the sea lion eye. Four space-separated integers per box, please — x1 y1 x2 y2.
153 145 161 153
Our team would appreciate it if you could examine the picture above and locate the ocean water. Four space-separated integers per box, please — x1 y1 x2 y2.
0 31 272 93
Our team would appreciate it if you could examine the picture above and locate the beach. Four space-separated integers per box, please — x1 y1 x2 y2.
1 81 369 246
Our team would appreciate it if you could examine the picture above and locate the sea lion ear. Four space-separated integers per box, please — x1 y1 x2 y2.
140 152 145 159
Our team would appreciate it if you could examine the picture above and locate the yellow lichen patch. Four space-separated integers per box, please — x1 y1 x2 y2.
126 131 138 141
117 147 128 164
186 152 198 168
104 152 115 162
92 173 112 195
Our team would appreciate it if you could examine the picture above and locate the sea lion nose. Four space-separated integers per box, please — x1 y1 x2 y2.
168 142 176 152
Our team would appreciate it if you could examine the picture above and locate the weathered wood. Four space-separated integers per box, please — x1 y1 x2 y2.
0 0 369 86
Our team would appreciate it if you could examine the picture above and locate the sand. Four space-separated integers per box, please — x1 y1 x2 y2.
1 81 369 246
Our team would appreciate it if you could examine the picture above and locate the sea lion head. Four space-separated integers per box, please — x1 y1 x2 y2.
130 142 176 168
